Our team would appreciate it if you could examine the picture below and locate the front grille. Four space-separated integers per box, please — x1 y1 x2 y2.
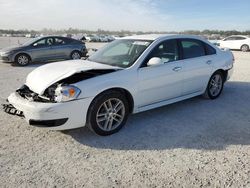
16 85 52 103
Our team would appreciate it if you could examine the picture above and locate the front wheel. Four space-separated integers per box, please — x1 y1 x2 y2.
203 71 224 99
15 54 30 66
87 91 129 136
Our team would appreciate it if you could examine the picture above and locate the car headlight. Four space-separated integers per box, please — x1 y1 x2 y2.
0 51 11 56
54 85 81 102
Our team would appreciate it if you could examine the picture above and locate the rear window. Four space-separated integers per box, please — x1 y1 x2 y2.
181 39 205 59
54 38 66 45
205 43 216 55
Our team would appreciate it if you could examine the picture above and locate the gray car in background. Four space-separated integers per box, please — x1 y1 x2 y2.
0 36 87 66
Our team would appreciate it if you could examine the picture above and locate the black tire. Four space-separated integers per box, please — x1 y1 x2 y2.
70 50 82 60
14 54 31 66
241 45 249 52
203 71 224 100
87 90 129 136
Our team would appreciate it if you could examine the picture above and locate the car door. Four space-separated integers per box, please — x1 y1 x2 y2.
179 39 214 95
137 39 183 107
233 36 247 49
51 37 70 59
29 37 55 61
220 37 236 49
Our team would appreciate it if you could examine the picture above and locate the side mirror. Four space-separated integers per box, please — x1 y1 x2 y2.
147 57 163 67
33 43 38 47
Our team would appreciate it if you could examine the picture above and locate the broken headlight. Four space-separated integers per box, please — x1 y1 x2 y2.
54 85 81 102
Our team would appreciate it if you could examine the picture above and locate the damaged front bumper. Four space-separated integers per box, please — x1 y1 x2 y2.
6 92 94 130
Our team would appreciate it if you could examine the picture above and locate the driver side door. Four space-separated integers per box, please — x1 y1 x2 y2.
29 37 55 61
137 39 183 108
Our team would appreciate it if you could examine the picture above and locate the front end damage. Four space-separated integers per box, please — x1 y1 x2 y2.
16 69 117 103
3 68 118 130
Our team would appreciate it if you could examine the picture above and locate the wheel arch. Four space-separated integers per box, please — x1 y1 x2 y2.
213 69 228 83
14 52 32 62
90 87 134 114
240 44 249 50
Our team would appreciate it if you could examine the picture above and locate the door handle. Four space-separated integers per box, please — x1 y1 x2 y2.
172 67 182 72
206 60 212 65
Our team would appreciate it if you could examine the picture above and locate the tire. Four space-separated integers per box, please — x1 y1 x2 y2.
87 90 129 136
70 50 82 60
15 54 30 66
203 71 224 100
241 45 249 52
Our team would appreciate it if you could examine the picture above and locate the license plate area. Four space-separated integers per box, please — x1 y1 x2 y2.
2 104 24 117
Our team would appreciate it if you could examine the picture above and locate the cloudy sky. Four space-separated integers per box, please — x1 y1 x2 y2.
0 0 249 31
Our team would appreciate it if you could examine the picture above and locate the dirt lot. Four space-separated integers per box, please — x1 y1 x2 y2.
0 38 250 187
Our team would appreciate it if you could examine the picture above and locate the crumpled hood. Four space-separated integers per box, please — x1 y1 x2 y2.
26 60 121 95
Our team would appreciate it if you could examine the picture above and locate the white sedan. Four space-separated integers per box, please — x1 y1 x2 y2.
219 35 250 52
6 34 234 136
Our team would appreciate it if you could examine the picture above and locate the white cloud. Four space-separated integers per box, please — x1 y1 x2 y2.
0 0 172 31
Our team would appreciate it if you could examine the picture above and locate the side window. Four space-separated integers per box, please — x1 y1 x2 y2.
181 39 205 59
146 39 179 65
224 37 235 41
33 39 46 47
205 43 216 55
234 37 246 40
54 38 66 45
46 38 54 46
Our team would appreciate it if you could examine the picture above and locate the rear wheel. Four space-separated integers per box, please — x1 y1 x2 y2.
87 91 129 136
241 45 249 52
203 71 224 99
70 50 81 59
15 54 30 66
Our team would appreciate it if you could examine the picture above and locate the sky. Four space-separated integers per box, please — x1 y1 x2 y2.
0 0 249 31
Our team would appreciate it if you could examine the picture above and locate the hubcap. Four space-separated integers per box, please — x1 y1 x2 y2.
72 52 81 59
209 74 222 97
96 98 125 131
18 55 28 65
242 45 248 52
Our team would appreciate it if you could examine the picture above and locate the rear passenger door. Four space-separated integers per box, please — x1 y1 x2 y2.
220 37 236 49
51 37 70 59
232 36 247 49
179 39 215 95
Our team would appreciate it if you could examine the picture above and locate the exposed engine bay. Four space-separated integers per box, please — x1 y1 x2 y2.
16 69 117 103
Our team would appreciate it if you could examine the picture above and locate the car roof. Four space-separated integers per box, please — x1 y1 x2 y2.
122 34 205 41
35 36 74 40
226 35 249 38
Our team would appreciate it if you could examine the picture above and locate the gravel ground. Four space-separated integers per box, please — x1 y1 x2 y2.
0 37 250 187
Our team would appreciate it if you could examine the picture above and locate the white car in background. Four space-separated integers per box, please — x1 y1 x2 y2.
219 35 250 52
5 34 234 136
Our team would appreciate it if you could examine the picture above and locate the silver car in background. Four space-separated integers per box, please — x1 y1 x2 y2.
0 36 87 66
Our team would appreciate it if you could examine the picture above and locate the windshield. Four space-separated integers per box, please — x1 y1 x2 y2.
22 37 41 46
88 39 152 68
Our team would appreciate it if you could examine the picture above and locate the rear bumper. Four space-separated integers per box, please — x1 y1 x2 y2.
226 67 234 81
7 92 94 130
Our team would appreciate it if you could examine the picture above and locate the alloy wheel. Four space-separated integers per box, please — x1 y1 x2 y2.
96 98 125 131
18 55 29 65
209 74 223 97
72 52 81 59
241 45 249 52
